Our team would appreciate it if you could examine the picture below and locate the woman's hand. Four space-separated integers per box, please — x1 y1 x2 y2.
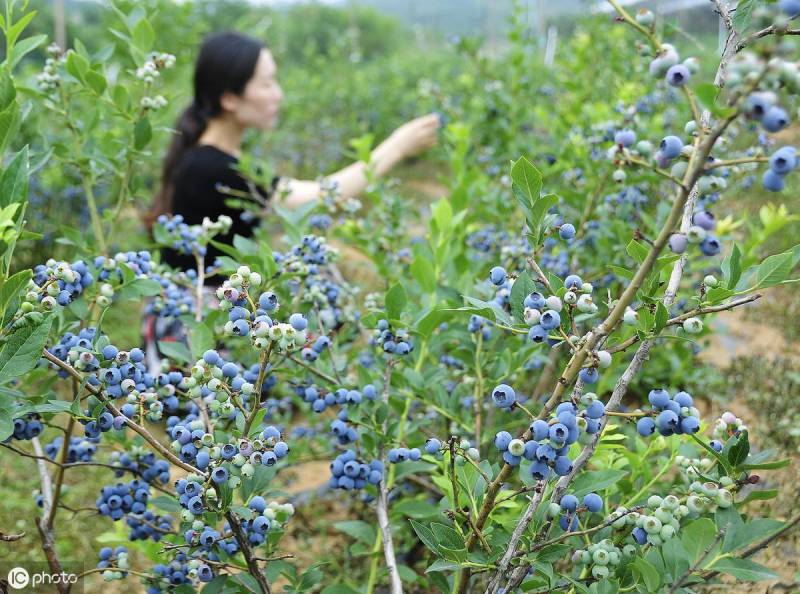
386 113 441 159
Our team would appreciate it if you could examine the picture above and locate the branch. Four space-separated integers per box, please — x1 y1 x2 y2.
41 349 201 474
0 530 25 541
46 415 75 529
225 510 272 594
607 293 762 353
669 528 726 593
31 437 68 594
376 360 403 594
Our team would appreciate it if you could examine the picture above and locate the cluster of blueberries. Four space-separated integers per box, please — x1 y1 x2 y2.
371 318 414 356
329 450 384 490
44 435 97 463
556 492 604 532
97 546 129 582
143 271 195 319
668 209 721 257
155 214 232 258
5 413 44 442
32 258 94 307
96 479 152 521
635 389 702 437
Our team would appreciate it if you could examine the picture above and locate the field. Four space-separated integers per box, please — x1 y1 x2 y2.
0 0 799 593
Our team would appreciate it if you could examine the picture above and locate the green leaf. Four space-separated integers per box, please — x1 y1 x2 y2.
710 557 778 581
510 271 537 323
510 156 543 208
722 243 742 290
0 147 29 209
65 51 89 81
410 256 436 294
0 316 51 385
626 239 649 264
726 430 750 468
430 523 463 550
569 469 628 498
526 193 559 247
134 117 152 150
694 82 736 118
185 319 215 360
681 518 718 563
654 302 668 333
333 520 376 545
0 72 15 110
409 519 440 554
151 495 182 513
740 458 790 471
0 269 31 321
85 69 107 95
739 489 778 505
157 341 192 365
132 18 155 52
723 519 784 553
732 0 757 33
631 558 661 592
425 559 460 573
706 287 735 304
753 251 795 290
661 537 690 581
10 34 46 70
385 283 407 321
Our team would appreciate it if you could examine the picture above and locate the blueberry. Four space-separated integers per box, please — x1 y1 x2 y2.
669 233 688 254
709 439 723 452
494 431 513 451
539 310 561 331
560 494 578 512
614 129 636 147
528 325 548 343
665 64 690 86
632 526 648 545
762 169 785 192
660 135 683 159
559 223 576 240
489 266 507 286
424 438 442 454
289 313 307 331
656 410 680 435
554 456 573 476
691 210 716 232
680 416 700 434
648 389 670 409
762 106 789 133
564 274 583 289
559 513 579 531
549 423 569 444
637 417 656 437
530 419 550 441
585 400 605 419
700 236 720 256
530 461 551 481
674 391 693 408
491 384 516 408
780 0 800 16
578 367 599 384
769 146 797 175
583 492 603 512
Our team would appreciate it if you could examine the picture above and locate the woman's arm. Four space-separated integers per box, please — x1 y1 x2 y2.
275 113 440 209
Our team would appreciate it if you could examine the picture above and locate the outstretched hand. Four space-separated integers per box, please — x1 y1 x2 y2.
388 113 441 159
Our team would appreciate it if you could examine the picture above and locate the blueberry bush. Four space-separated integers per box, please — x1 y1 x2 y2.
1 0 800 593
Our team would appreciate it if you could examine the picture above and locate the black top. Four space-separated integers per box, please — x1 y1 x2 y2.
160 144 277 272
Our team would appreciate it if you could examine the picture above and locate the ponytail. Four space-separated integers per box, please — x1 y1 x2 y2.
144 103 208 229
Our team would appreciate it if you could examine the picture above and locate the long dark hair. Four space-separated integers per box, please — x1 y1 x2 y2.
145 31 264 228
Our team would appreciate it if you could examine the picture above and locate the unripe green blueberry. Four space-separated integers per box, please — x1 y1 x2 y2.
467 447 480 460
623 308 638 325
459 439 471 450
662 495 679 510
655 508 673 524
564 290 578 305
716 489 733 508
643 516 663 535
592 565 610 579
613 169 627 183
608 551 620 565
592 549 610 565
719 476 733 487
660 524 676 540
508 439 525 457
636 140 654 155
455 455 466 466
671 161 688 179
241 462 255 478
647 495 663 509
181 509 195 522
704 275 718 287
647 534 663 546
683 317 704 334
548 502 561 518
623 544 636 557
686 495 705 514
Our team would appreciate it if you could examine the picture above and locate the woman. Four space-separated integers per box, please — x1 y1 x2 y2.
146 31 441 272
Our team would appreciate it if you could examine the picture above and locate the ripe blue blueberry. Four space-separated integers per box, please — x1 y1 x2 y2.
583 492 603 512
691 210 716 232
656 410 680 435
780 0 800 17
632 526 648 545
424 438 441 454
494 431 513 451
669 233 688 254
699 236 721 256
489 266 507 286
539 310 561 330
530 461 551 481
665 64 690 86
528 325 548 343
637 417 656 437
554 456 573 476
648 389 670 409
614 129 636 147
710 439 723 452
564 274 583 289
530 419 550 441
763 169 786 192
660 135 683 159
762 106 789 132
769 146 797 175
559 223 576 240
680 416 700 434
578 367 599 384
560 494 578 512
524 292 547 310
289 313 307 331
674 391 693 408
585 400 605 419
491 384 516 408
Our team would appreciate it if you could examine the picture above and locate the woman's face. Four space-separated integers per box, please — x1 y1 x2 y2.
226 49 283 130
